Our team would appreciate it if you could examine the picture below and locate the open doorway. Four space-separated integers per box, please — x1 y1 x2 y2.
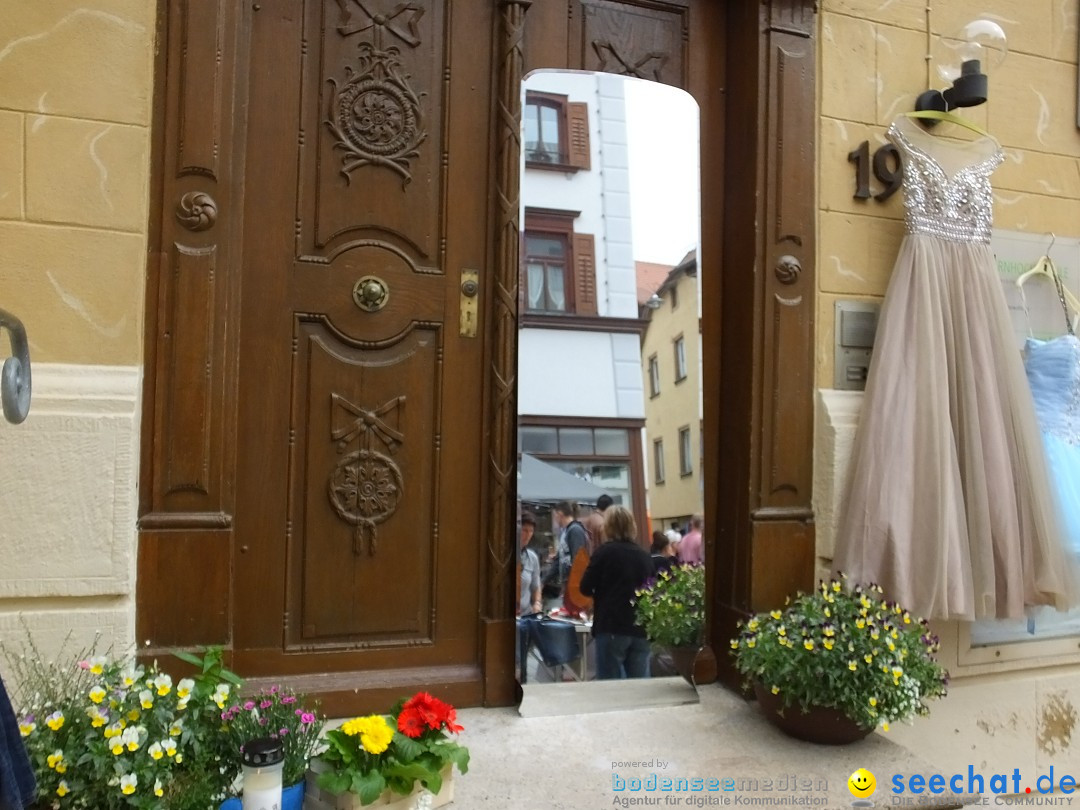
514 70 702 713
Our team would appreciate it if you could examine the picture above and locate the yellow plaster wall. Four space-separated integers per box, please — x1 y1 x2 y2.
816 0 1080 776
818 0 1080 385
0 1 155 364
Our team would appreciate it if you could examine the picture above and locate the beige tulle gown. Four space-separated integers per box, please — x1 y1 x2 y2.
833 115 1077 621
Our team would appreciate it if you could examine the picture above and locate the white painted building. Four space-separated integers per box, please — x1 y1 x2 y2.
517 71 647 527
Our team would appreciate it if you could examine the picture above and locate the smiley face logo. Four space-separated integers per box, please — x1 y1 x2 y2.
848 769 876 798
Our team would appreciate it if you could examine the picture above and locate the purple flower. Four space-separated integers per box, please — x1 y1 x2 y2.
279 727 289 736
301 712 315 725
269 686 280 694
243 700 255 711
294 708 303 716
281 696 297 704
259 700 272 709
220 711 231 721
258 717 268 726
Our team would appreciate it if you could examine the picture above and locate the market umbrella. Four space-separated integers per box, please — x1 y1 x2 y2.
517 453 609 503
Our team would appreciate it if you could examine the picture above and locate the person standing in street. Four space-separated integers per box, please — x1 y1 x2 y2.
677 514 704 565
582 494 613 554
580 505 655 679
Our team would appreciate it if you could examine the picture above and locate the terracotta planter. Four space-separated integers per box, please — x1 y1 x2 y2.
752 682 873 745
304 760 454 810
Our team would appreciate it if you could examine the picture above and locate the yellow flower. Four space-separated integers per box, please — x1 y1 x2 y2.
120 774 137 795
770 686 779 694
175 753 183 764
128 709 141 722
89 708 107 728
777 625 786 637
47 751 64 770
746 638 756 648
169 720 183 737
111 740 124 756
153 674 172 697
162 738 178 758
747 619 759 632
832 581 841 592
177 678 195 699
770 610 782 620
891 666 903 678
18 721 34 737
149 742 164 761
729 639 739 649
45 711 65 731
864 653 873 664
139 690 154 710
359 716 393 755
89 656 107 675
89 687 106 705
56 762 67 774
823 639 835 650
803 639 814 651
855 618 865 629
56 781 70 797
155 779 164 798
823 626 836 637
882 722 890 732
869 697 877 706
903 612 911 624
824 606 831 618
848 660 857 671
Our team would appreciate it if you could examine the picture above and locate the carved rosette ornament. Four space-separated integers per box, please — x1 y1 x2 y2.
326 43 426 187
775 255 802 285
327 393 406 555
174 192 218 231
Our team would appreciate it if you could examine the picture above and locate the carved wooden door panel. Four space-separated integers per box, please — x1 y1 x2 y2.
231 0 491 704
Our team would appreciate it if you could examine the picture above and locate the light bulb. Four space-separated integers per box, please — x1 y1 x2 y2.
935 19 1008 83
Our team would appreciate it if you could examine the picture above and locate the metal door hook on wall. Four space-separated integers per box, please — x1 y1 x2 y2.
0 308 31 424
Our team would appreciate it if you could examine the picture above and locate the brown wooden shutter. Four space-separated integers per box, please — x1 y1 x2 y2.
572 233 597 315
567 102 591 170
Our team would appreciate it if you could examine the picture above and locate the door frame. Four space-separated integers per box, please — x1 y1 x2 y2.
137 0 819 708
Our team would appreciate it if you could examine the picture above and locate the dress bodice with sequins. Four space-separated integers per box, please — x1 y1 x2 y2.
1025 335 1080 445
886 119 1004 244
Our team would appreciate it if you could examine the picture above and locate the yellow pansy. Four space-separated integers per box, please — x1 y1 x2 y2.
149 742 164 761
18 721 35 737
803 639 814 651
777 625 786 637
869 697 877 706
128 709 141 722
89 656 107 675
47 751 64 770
139 690 154 710
155 779 164 798
89 687 106 705
120 774 137 795
769 610 782 620
823 639 835 650
56 781 70 797
176 678 195 699
770 685 779 694
153 674 172 696
162 738 178 758
848 660 857 671
45 712 65 731
864 653 873 664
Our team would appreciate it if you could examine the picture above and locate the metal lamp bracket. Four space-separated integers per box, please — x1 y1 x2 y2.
0 308 31 424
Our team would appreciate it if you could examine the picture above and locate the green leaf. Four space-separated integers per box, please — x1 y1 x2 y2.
317 770 351 795
351 770 387 805
392 731 423 762
172 650 203 668
447 745 470 774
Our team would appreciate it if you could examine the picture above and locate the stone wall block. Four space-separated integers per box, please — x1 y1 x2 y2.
821 13 878 124
0 1 154 125
821 0 926 31
0 365 139 599
26 116 149 232
0 111 24 219
0 221 145 364
992 54 1080 158
819 210 904 297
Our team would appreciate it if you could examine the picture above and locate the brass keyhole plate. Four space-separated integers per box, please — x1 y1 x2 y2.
352 276 389 312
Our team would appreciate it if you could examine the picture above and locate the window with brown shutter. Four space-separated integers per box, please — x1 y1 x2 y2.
523 92 590 173
566 102 591 170
572 233 597 316
523 209 598 317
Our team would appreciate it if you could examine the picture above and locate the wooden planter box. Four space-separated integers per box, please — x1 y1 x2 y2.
304 760 454 810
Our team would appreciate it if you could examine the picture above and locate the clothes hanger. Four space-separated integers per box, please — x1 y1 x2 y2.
1016 234 1080 335
903 110 995 141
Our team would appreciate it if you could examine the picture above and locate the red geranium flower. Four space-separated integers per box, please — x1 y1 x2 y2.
397 707 426 738
442 706 463 734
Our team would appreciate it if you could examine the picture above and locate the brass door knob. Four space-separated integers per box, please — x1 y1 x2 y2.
352 276 389 312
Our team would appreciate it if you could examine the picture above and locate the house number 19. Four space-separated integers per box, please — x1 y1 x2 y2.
847 141 902 201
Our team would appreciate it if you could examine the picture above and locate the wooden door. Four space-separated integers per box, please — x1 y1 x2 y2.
228 0 492 707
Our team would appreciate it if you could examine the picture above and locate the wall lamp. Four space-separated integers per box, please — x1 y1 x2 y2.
915 20 1007 120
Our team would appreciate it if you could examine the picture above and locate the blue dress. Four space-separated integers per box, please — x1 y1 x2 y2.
1025 335 1080 554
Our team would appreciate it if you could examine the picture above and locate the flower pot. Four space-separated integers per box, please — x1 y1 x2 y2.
304 760 454 810
752 682 873 745
222 780 305 810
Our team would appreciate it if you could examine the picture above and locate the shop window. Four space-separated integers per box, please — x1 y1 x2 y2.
520 425 558 454
523 209 596 316
648 354 660 398
594 428 629 455
674 335 687 382
679 426 692 477
654 439 665 484
558 427 594 455
523 91 590 171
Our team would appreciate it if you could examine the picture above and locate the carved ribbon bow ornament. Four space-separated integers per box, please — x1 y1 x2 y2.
0 308 30 424
335 0 424 47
